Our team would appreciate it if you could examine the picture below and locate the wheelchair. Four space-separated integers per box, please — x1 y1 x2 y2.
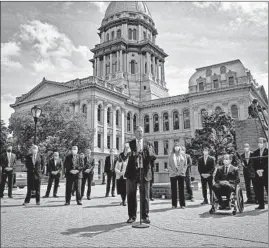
209 184 244 215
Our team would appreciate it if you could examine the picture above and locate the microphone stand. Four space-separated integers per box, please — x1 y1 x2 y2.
132 152 149 229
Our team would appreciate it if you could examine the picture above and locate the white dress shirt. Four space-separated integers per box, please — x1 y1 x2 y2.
7 152 11 167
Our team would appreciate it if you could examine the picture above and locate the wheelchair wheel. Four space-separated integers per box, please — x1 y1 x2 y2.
236 186 244 213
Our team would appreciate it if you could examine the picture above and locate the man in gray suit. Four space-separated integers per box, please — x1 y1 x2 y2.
124 126 156 224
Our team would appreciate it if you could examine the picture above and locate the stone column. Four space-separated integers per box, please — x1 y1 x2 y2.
152 56 156 77
86 99 92 127
146 52 151 74
93 58 97 76
162 62 165 83
125 52 128 73
121 108 125 148
222 100 229 114
238 98 245 120
116 51 119 72
103 55 106 78
97 57 100 77
159 115 163 132
120 50 123 72
110 53 113 74
112 106 116 149
103 102 108 149
157 59 160 81
94 100 98 148
74 100 80 113
192 105 199 134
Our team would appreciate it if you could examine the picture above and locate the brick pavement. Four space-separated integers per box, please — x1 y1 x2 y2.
1 183 268 247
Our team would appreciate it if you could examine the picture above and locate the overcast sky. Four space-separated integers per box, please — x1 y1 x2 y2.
1 1 268 125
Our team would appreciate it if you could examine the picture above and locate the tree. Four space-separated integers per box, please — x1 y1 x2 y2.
186 110 239 166
8 99 94 160
0 120 9 153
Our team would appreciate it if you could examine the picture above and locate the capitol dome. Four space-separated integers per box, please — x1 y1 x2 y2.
105 1 152 19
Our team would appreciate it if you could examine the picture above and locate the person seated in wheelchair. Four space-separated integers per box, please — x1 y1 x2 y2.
212 154 240 210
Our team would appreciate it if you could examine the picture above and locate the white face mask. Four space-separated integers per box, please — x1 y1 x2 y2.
258 143 264 149
32 149 38 154
223 160 229 166
72 150 78 155
203 151 208 156
244 147 249 152
174 146 180 152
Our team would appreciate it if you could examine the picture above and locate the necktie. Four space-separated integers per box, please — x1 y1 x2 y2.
33 155 36 165
225 166 228 175
111 157 114 171
245 153 249 164
8 153 11 167
137 140 141 152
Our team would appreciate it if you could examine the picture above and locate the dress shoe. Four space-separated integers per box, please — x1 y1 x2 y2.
122 201 126 206
22 202 29 206
190 198 195 202
53 195 58 198
127 217 136 223
43 195 49 198
36 202 40 205
142 218 150 224
105 194 109 197
172 206 177 209
8 196 13 198
77 201 82 205
201 200 209 205
150 198 154 201
180 206 186 209
64 202 70 206
255 206 265 210
112 194 115 197
87 196 91 200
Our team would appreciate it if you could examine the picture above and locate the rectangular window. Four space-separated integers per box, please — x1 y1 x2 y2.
98 134 101 148
199 82 204 91
213 79 219 89
164 140 169 155
107 135 111 149
155 163 159 173
228 76 234 85
116 137 119 150
164 162 168 170
153 141 159 155
144 86 147 90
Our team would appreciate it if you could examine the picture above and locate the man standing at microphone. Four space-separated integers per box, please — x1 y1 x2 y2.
124 126 156 224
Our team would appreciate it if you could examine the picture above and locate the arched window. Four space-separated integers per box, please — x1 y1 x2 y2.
116 110 120 126
199 82 204 91
151 64 153 74
98 160 101 177
128 28 132 39
97 104 102 122
82 104 87 115
127 112 131 132
173 111 179 130
215 106 222 114
163 112 169 131
148 33 151 40
106 33 109 41
145 62 147 73
111 31 115 40
231 105 239 118
112 62 117 73
200 109 207 126
183 109 190 129
143 31 146 40
130 60 136 74
133 29 137 40
144 115 150 133
117 29 121 38
133 114 137 132
153 114 159 132
106 64 110 75
107 107 111 125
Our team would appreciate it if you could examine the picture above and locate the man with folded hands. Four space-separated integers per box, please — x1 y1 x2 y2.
64 146 83 205
198 146 216 204
43 150 63 198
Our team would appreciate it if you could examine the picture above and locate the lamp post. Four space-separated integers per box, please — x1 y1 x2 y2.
31 105 42 145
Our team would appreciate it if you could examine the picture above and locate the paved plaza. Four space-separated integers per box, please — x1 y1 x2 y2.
1 183 268 247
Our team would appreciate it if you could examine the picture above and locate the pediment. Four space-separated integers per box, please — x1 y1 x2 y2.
21 81 72 103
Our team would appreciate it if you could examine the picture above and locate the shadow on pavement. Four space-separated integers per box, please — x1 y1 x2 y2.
83 204 121 209
234 208 268 217
25 204 66 208
1 204 25 208
150 207 174 213
61 222 128 238
199 211 231 218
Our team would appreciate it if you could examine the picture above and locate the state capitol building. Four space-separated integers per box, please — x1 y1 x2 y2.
11 2 268 183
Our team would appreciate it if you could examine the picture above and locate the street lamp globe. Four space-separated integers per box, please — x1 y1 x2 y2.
31 105 42 119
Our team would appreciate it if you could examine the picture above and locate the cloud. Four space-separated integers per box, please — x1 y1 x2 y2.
252 72 268 94
1 93 16 124
1 42 22 70
192 2 216 9
91 2 109 15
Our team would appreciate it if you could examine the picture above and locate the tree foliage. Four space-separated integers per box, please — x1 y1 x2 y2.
186 110 239 166
8 99 94 160
0 120 9 153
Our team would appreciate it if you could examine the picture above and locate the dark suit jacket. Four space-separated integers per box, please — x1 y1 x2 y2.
83 156 95 175
64 154 83 178
104 155 118 173
198 155 215 176
252 148 268 179
241 152 255 178
25 153 44 180
124 139 156 181
0 152 16 172
214 165 240 186
47 158 63 176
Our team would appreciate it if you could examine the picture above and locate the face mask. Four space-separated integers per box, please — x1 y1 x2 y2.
72 150 78 155
54 155 59 159
223 160 229 166
174 146 180 152
7 149 11 153
258 143 264 149
203 151 208 156
32 149 38 154
244 148 249 152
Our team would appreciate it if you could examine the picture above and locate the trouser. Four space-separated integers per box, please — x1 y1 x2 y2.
170 176 186 207
106 171 116 195
255 175 268 207
212 182 235 204
24 176 41 203
185 166 193 198
149 180 153 199
201 176 213 202
127 177 150 219
0 171 13 197
81 173 93 198
65 174 81 203
117 177 127 202
45 174 60 196
243 170 257 201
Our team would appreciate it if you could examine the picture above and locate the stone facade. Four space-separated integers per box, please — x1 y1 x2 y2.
10 2 268 184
